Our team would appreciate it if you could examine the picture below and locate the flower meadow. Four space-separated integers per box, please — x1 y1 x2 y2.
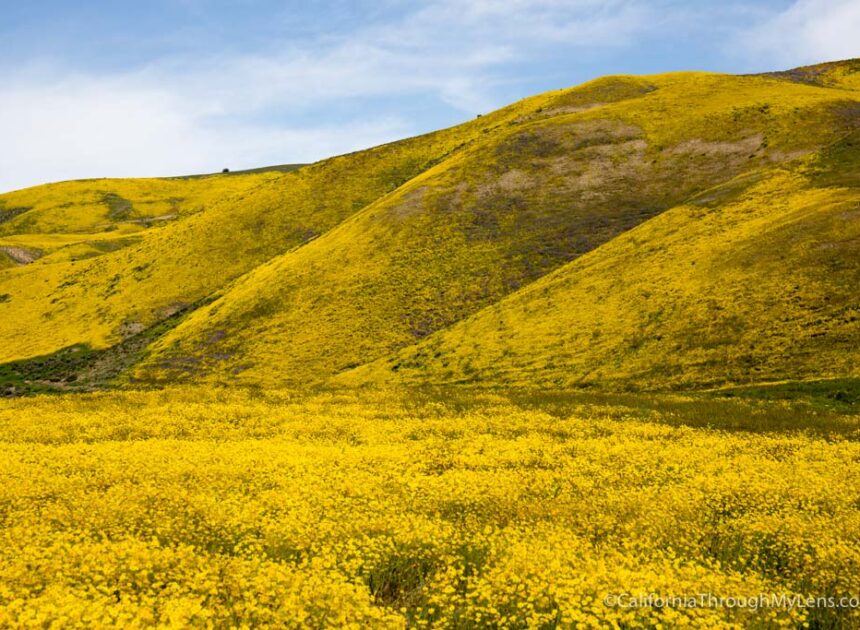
0 387 858 628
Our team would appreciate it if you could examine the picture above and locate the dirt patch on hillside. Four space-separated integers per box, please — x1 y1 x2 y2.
0 246 42 265
662 135 773 188
495 169 533 193
120 322 146 338
550 138 650 197
543 103 606 117
388 186 428 221
481 119 648 197
493 119 644 168
157 301 190 319
514 103 605 124
666 135 764 158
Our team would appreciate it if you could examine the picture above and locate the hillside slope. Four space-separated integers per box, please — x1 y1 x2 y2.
0 102 532 367
133 67 860 388
340 133 860 390
3 60 859 393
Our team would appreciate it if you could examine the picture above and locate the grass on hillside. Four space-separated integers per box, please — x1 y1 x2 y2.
0 387 858 628
0 299 211 398
133 70 860 390
0 66 857 392
0 90 547 366
350 155 860 391
388 383 860 436
0 178 221 236
714 377 860 409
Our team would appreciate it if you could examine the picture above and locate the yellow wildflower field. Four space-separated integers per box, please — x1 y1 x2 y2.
0 387 858 628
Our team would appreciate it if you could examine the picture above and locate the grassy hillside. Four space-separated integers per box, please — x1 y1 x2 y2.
0 178 226 270
0 102 539 369
343 139 860 390
0 178 222 236
134 69 860 388
2 60 859 394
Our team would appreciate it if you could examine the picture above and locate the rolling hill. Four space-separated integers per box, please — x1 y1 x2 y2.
0 103 533 370
341 155 860 390
1 59 859 394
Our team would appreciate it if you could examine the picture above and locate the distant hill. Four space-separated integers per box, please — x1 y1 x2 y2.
1 59 859 394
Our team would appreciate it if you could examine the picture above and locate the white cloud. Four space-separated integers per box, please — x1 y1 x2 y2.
0 71 410 192
736 0 860 68
0 0 655 193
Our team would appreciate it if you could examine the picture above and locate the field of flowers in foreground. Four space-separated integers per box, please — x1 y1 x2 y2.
0 387 858 628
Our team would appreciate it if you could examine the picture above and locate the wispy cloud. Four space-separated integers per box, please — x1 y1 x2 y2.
10 1 860 193
735 0 860 69
0 0 655 193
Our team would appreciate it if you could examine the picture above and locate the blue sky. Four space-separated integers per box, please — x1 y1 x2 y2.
1 0 859 193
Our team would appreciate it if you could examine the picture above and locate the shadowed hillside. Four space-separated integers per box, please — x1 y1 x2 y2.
342 152 860 390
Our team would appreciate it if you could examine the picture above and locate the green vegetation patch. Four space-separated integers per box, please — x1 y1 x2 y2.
811 128 860 188
714 378 860 410
102 193 135 221
0 299 211 397
0 201 31 225
52 236 145 263
0 345 98 396
388 384 860 437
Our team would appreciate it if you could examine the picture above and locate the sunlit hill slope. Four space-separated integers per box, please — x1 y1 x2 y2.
1 59 859 394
